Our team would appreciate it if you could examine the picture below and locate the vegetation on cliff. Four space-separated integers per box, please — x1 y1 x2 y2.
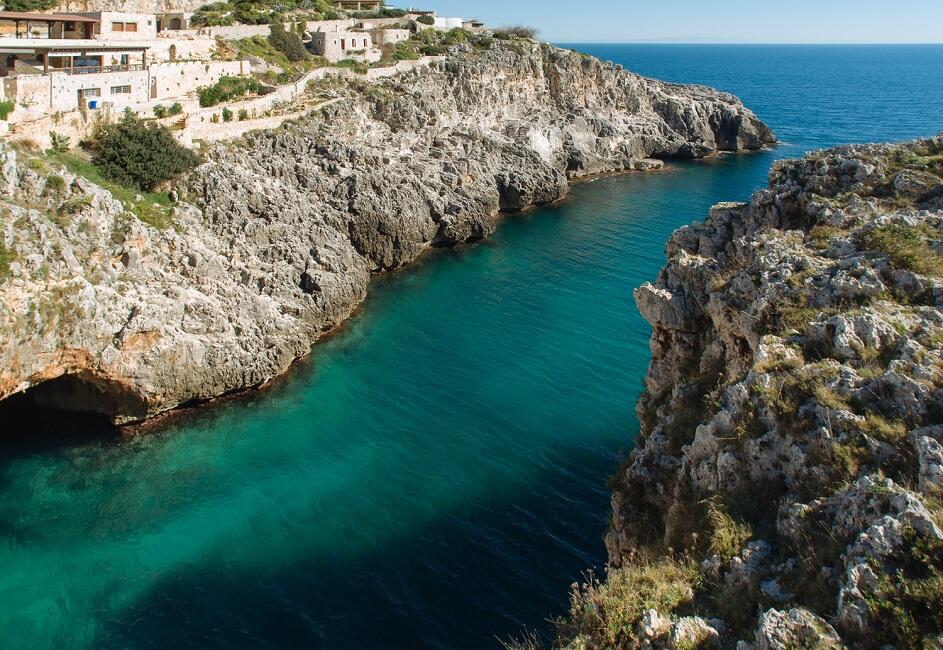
520 137 943 649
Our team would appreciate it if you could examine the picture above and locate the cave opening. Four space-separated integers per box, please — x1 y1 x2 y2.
0 374 145 454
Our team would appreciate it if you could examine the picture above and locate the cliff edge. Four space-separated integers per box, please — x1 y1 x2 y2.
549 138 943 649
0 40 772 426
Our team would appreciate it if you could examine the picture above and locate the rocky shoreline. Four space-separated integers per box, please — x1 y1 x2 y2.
0 39 772 425
547 137 943 649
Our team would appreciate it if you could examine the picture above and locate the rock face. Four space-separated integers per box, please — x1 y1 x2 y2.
0 41 772 425
54 0 206 13
554 137 943 649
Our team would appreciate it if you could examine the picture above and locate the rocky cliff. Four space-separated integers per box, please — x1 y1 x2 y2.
550 138 943 649
0 40 772 425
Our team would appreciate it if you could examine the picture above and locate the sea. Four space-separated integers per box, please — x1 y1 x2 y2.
1 44 941 648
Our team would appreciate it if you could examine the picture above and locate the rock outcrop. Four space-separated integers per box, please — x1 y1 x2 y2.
552 137 943 649
0 40 772 425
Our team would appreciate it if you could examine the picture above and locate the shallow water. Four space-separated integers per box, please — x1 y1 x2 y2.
2 45 942 648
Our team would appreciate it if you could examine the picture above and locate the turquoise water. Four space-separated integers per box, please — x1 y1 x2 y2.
2 45 942 648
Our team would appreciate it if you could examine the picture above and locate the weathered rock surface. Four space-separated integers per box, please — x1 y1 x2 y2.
0 41 772 424
552 137 943 649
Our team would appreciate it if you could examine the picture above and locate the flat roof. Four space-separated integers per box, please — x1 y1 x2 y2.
0 38 148 51
0 11 99 23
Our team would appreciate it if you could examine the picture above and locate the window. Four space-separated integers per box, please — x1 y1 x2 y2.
112 22 138 32
112 22 124 32
111 85 131 94
79 88 101 98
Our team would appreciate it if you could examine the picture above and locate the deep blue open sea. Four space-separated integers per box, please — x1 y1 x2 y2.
1 45 941 649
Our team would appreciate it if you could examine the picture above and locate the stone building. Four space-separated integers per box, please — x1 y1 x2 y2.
311 26 375 61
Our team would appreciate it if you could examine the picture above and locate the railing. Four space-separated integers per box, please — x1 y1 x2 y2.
64 64 145 75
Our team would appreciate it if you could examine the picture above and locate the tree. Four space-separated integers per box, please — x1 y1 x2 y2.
90 113 201 191
268 22 308 62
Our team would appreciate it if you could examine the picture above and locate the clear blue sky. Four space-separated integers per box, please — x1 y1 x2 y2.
414 0 943 44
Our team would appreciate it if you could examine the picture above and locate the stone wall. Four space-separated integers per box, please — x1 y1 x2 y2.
151 60 246 100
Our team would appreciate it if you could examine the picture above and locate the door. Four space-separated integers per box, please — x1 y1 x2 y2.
150 77 157 99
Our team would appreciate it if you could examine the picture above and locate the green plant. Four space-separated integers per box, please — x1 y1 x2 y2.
704 497 753 562
0 99 14 120
89 112 201 192
0 241 14 278
48 131 70 154
44 174 66 196
198 75 261 107
169 102 184 116
558 558 700 647
210 113 220 123
416 14 434 25
860 224 943 278
268 22 308 62
221 107 233 122
865 527 943 648
335 59 368 74
153 104 168 118
238 109 250 121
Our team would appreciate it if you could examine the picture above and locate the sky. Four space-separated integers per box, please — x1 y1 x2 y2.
417 0 943 44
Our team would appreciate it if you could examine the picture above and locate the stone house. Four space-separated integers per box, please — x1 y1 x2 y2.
311 26 376 61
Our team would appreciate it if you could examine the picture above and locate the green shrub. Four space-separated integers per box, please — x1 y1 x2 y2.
222 107 234 122
416 14 434 25
268 22 308 62
153 104 168 118
89 113 201 191
198 75 260 107
335 59 368 74
44 174 66 196
238 109 250 121
0 241 14 278
0 99 14 120
48 131 70 154
169 102 183 116
2 0 57 10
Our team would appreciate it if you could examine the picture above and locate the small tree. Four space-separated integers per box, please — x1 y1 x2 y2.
416 15 434 25
48 131 70 153
90 113 201 191
222 107 234 122
268 22 308 62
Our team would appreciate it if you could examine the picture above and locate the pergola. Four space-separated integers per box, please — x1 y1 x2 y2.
0 11 99 40
0 40 150 75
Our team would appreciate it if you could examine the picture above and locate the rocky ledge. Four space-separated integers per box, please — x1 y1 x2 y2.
0 40 772 425
547 137 943 649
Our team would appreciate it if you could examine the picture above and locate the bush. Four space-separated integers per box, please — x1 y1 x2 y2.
416 15 434 25
238 109 250 121
2 0 57 10
48 132 70 154
0 99 14 120
169 102 183 116
89 113 201 191
153 104 168 118
335 59 368 74
268 22 308 62
198 75 260 107
222 107 234 122
44 174 66 196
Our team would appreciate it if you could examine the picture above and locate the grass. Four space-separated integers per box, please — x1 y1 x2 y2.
48 150 176 230
865 527 943 648
559 557 700 647
235 36 326 84
704 497 753 562
335 59 369 75
0 240 13 278
860 224 943 278
861 414 908 444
